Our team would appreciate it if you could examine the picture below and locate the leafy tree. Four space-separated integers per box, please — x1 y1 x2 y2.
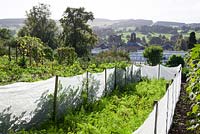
149 37 162 45
142 36 146 44
60 7 97 57
143 45 163 66
0 28 13 57
17 36 45 66
0 28 12 40
20 3 58 49
56 47 77 65
188 32 197 49
166 55 185 67
175 35 187 51
43 47 54 61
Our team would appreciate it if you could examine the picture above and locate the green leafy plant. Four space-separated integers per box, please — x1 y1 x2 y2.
166 54 185 67
143 45 163 66
14 79 166 133
185 44 200 132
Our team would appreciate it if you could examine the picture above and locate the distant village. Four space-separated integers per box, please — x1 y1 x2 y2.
92 32 178 55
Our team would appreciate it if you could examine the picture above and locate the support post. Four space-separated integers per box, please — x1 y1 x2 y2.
15 44 18 63
8 43 11 61
158 64 160 79
131 64 133 82
171 79 174 123
166 83 170 134
53 75 58 124
86 71 89 98
125 68 127 86
105 68 107 95
154 100 158 134
114 67 117 89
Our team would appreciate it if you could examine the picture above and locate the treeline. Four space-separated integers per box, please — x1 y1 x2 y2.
136 25 178 34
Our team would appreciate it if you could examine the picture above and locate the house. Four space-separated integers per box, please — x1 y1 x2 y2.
108 35 122 47
162 43 174 50
97 43 109 49
125 32 145 52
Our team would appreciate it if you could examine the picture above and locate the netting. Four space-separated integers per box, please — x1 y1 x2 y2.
133 65 182 134
0 64 181 133
0 64 140 132
141 64 181 80
0 77 55 131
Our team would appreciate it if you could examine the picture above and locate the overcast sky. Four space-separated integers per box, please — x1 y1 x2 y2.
0 0 200 23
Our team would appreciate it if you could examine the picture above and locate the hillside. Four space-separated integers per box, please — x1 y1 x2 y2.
0 18 25 30
1 18 200 30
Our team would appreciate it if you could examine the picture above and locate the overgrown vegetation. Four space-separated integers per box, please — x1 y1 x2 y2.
185 44 200 133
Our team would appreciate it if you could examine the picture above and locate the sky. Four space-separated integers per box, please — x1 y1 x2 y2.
0 0 200 23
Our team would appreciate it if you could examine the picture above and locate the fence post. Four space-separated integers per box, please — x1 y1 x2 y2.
166 83 170 134
158 64 160 79
15 44 18 63
114 66 117 89
170 78 174 124
105 68 107 95
8 43 11 61
131 64 133 82
86 71 89 98
125 68 127 86
53 75 58 124
154 100 158 134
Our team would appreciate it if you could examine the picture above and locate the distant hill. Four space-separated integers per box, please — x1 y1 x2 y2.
1 18 200 30
110 19 153 28
153 21 186 27
88 18 153 28
0 18 25 30
88 18 120 27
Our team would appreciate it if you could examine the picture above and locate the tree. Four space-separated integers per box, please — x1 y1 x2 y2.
0 28 12 40
188 32 197 49
143 45 163 66
175 35 187 51
0 28 13 57
60 7 97 57
17 36 45 66
56 47 77 65
149 37 162 45
20 3 58 49
166 55 185 67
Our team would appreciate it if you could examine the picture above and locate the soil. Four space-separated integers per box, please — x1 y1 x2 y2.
168 83 192 134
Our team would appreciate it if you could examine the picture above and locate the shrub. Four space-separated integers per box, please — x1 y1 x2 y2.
56 47 77 65
143 45 163 66
43 47 54 61
166 55 185 67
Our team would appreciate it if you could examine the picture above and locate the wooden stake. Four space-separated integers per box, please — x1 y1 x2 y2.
53 76 58 124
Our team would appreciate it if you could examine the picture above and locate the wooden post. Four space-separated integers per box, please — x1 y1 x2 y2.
125 68 127 86
114 67 117 89
86 71 89 98
154 100 158 134
15 44 18 63
53 76 58 124
8 43 11 61
171 79 174 123
166 83 170 134
131 64 133 82
29 45 32 66
105 68 107 95
158 64 160 79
